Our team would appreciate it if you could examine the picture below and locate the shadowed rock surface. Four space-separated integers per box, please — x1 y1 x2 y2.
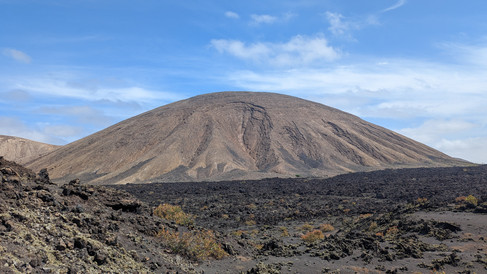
27 92 468 184
0 135 59 164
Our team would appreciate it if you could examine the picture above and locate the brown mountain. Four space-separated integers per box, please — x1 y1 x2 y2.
27 92 467 184
0 135 59 164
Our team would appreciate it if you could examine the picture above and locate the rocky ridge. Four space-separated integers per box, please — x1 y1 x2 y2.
0 135 58 164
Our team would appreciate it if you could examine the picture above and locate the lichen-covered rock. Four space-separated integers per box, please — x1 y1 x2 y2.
0 158 195 273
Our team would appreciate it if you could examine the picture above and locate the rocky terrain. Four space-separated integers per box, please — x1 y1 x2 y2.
0 135 58 164
117 165 487 273
2 154 487 273
0 156 213 273
27 92 467 184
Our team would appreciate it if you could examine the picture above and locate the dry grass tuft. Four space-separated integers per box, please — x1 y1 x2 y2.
319 223 334 232
154 204 194 227
157 227 227 261
301 229 324 243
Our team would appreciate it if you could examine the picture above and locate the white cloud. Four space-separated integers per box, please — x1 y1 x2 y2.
2 48 32 63
225 11 239 19
211 34 340 67
439 42 487 67
250 14 277 25
399 120 478 144
12 76 182 104
325 12 349 36
382 0 407 13
398 120 486 164
324 11 379 39
220 58 487 117
211 39 270 61
282 12 297 21
435 137 487 164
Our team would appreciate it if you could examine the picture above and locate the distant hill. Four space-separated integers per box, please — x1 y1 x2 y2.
0 135 59 164
27 92 469 184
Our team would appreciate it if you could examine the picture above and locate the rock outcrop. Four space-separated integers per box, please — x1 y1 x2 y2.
0 157 192 273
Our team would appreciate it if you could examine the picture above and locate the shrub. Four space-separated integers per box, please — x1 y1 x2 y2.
301 230 324 243
455 195 478 208
386 226 399 236
359 213 373 219
455 196 466 203
232 230 245 237
157 227 227 261
465 195 478 208
368 222 378 232
416 197 428 205
279 226 289 237
245 220 256 226
319 223 334 232
246 204 257 210
299 223 313 232
154 204 194 227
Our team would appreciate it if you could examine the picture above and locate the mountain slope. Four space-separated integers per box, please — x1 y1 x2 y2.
27 92 467 184
0 135 59 164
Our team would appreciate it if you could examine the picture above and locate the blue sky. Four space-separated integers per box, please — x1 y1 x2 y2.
1 0 486 163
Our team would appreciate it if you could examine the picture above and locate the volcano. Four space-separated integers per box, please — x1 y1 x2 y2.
27 92 467 184
0 135 58 164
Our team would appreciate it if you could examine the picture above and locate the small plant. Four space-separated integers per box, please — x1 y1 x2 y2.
279 226 289 237
416 197 428 205
455 196 466 203
301 230 324 243
154 204 194 227
245 214 256 226
250 229 259 236
455 195 478 209
359 213 373 219
369 221 378 232
465 195 478 208
319 223 334 232
246 204 257 210
299 223 313 232
157 227 227 261
245 220 256 226
386 226 399 236
251 242 264 250
232 230 245 237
